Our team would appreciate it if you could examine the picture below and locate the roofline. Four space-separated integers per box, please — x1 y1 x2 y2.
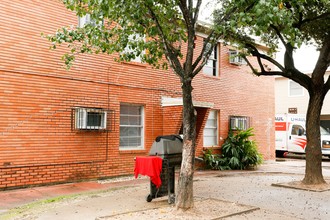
195 21 270 51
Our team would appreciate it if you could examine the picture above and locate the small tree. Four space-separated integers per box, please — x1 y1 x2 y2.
214 0 330 184
47 0 238 210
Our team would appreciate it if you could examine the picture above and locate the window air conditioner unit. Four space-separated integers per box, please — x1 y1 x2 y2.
75 108 107 130
229 50 246 65
230 116 249 130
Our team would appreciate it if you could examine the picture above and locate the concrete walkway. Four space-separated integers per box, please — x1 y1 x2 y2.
1 159 330 219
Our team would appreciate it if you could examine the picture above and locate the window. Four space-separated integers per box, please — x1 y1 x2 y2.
291 125 305 136
78 14 103 28
289 80 304 96
203 110 219 146
203 43 218 76
229 50 247 65
230 116 249 130
123 34 145 63
75 108 107 130
120 104 144 149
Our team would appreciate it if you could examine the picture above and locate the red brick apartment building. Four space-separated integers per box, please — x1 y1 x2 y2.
0 1 275 189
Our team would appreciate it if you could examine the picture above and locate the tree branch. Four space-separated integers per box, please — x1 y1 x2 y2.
244 53 286 76
313 35 330 86
145 3 184 77
193 0 202 24
178 0 191 29
269 24 287 48
191 30 216 76
246 43 285 72
283 43 296 70
178 0 196 77
188 0 193 18
244 0 258 12
245 43 311 89
295 12 330 29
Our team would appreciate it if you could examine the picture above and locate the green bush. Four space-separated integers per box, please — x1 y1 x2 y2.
203 128 263 170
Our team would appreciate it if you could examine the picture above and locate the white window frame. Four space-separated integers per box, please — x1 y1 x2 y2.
229 49 247 65
75 107 107 130
203 110 219 146
288 80 304 97
119 104 144 150
203 43 219 77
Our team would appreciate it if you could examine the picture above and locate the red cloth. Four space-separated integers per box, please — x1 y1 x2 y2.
134 156 163 188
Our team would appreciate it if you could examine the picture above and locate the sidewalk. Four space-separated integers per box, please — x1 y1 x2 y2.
0 176 149 211
1 159 330 219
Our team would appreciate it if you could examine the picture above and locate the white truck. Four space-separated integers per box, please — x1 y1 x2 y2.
275 114 330 157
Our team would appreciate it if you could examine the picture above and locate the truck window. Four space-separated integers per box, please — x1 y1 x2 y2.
321 126 330 135
291 125 305 136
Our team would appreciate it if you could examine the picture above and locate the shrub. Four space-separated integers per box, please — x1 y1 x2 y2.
203 128 263 170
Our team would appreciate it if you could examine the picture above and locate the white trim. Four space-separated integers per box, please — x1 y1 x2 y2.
161 96 214 108
119 104 144 150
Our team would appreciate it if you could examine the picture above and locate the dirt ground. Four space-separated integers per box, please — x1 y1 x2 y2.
3 159 330 220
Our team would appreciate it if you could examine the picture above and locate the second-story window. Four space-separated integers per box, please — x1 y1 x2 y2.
123 33 145 63
78 14 103 28
203 43 219 77
229 50 247 65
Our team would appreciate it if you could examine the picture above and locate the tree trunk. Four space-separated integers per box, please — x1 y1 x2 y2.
303 88 326 184
176 78 197 210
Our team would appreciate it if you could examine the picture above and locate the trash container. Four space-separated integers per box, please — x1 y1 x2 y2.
146 135 183 204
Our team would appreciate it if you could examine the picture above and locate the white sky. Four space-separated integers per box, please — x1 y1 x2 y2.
199 0 217 22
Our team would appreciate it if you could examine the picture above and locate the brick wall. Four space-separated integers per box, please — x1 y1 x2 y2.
0 0 274 189
192 37 275 159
